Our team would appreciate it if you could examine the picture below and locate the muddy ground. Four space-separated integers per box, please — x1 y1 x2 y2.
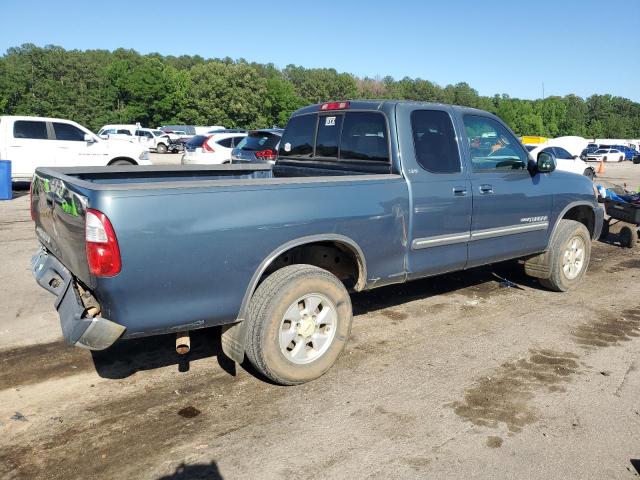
1 161 639 479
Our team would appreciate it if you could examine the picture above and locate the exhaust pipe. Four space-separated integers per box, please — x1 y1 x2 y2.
176 331 190 355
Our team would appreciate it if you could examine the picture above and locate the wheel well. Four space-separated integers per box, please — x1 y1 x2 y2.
108 157 136 166
562 205 594 237
261 241 364 292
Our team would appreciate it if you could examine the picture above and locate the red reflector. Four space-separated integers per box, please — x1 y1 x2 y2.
255 149 277 161
86 209 121 277
202 136 215 152
320 101 350 111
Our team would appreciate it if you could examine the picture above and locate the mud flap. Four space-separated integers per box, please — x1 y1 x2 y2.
220 321 247 364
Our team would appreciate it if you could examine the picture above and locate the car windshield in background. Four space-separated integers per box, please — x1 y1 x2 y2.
152 130 165 136
185 135 207 149
237 132 280 151
594 149 608 154
525 145 537 151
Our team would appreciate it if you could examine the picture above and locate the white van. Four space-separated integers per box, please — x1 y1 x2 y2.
0 116 151 182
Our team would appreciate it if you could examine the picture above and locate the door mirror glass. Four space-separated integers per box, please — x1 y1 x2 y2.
84 133 96 143
537 151 556 173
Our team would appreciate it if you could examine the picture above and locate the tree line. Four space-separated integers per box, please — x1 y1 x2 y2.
1 44 639 138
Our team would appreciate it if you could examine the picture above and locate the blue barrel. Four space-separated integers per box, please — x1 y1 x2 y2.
0 160 11 200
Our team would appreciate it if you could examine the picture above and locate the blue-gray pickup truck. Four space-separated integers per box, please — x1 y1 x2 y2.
30 100 604 385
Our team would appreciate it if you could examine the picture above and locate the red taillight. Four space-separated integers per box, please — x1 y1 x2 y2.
29 180 35 221
202 136 215 152
320 101 350 111
86 209 121 277
255 149 277 161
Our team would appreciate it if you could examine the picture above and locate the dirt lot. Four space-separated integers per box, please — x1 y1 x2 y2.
1 161 639 480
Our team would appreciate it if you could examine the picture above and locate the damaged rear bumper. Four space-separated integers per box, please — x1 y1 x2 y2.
31 248 125 350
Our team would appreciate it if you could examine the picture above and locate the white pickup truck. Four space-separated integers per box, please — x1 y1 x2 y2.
97 125 172 154
0 116 151 182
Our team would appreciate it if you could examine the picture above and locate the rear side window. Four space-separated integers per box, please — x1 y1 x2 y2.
186 135 207 148
216 137 233 148
279 115 316 157
53 122 85 141
13 120 48 140
411 110 461 174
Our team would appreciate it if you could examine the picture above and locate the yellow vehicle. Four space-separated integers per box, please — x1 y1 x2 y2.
521 135 548 145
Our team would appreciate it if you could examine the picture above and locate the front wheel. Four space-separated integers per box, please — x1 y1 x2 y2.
620 225 638 248
539 220 591 292
156 143 168 154
245 264 352 385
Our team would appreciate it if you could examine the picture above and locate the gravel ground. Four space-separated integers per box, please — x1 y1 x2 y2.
0 161 639 480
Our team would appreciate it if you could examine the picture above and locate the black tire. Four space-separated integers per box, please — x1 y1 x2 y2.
109 159 135 166
599 219 610 241
245 264 352 385
618 156 624 163
619 226 638 248
156 143 168 154
583 168 595 181
633 156 640 165
539 220 591 292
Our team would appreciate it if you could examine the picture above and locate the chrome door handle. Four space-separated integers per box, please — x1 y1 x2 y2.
479 184 494 194
453 186 467 196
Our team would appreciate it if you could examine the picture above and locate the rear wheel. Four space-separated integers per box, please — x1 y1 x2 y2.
156 143 168 154
109 159 135 166
245 264 352 385
620 226 638 248
538 220 591 292
619 155 624 162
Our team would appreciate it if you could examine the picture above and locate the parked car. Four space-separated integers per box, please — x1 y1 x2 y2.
580 143 600 160
586 149 625 162
182 131 248 165
231 128 284 164
610 145 636 161
527 145 596 179
134 128 171 154
30 100 603 385
97 124 138 141
0 115 150 182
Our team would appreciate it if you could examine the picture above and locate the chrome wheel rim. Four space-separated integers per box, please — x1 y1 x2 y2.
278 293 337 365
562 236 586 280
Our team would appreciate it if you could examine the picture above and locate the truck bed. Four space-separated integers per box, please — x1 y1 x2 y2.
31 164 407 339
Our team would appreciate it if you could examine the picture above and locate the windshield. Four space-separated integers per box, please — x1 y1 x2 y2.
152 130 165 136
236 132 280 151
594 149 608 154
525 145 537 151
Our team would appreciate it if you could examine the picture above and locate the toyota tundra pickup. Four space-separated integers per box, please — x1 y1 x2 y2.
30 100 604 385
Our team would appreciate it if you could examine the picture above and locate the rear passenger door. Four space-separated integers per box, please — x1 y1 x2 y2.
462 115 552 267
8 120 54 178
397 106 472 278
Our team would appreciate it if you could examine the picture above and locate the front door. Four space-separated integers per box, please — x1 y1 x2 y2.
8 119 54 179
397 106 472 278
461 114 552 267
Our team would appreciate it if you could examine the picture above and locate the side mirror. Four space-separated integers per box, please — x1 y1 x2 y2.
537 152 556 173
572 155 579 160
85 133 96 143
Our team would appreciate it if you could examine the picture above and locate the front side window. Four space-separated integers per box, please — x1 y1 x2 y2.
53 122 85 141
464 115 527 172
278 114 316 157
411 110 461 174
13 120 48 140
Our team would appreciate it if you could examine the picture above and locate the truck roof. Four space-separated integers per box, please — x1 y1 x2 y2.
0 115 83 123
291 100 490 117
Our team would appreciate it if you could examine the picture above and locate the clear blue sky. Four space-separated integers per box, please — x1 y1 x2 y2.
1 0 639 101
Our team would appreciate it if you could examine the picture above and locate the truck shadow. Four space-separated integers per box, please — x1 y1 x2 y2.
91 260 534 380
